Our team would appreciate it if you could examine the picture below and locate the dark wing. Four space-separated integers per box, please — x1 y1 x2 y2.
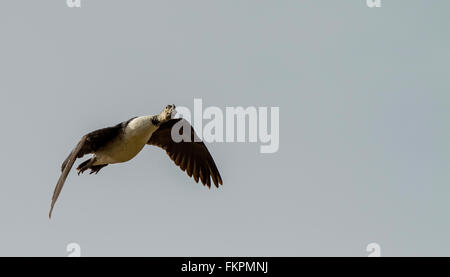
147 118 223 188
49 123 126 218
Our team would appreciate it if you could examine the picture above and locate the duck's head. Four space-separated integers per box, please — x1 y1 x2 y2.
158 104 176 123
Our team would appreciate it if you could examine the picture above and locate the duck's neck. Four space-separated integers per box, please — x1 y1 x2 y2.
126 115 159 137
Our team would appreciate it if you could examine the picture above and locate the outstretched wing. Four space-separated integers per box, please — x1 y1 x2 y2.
50 136 88 218
49 123 127 218
147 118 223 188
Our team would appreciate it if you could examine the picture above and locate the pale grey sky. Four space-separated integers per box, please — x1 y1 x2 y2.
0 0 449 256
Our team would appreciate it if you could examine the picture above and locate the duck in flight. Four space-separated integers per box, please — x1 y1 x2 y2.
49 104 223 218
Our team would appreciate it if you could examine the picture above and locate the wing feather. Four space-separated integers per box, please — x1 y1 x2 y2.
49 136 87 218
49 118 134 218
147 118 223 188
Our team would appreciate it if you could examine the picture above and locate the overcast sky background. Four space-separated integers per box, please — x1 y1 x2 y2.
0 1 449 256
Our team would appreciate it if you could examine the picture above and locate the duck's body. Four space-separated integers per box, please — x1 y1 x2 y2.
50 105 223 218
93 116 157 165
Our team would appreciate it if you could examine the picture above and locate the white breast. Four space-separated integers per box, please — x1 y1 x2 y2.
94 116 158 165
